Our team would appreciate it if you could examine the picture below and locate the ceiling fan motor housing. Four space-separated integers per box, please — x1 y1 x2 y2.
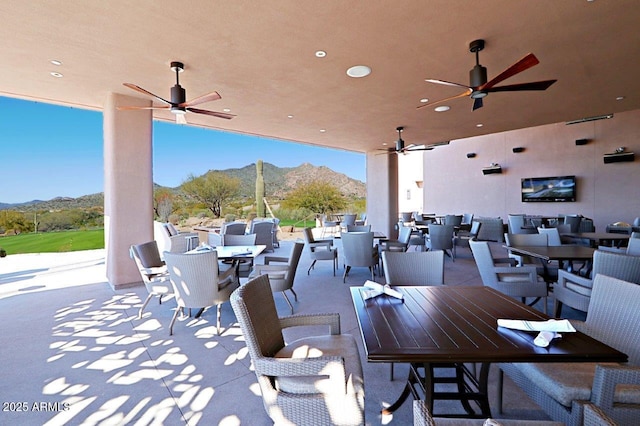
170 84 186 112
470 64 487 88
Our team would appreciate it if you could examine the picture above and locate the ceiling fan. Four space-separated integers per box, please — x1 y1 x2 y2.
119 61 235 124
379 127 450 155
418 39 557 111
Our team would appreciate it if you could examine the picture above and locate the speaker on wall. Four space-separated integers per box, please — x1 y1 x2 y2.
466 152 476 158
604 148 635 164
575 138 589 146
512 147 525 153
482 163 502 175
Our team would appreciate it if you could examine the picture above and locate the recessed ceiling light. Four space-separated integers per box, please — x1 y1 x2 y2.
223 108 231 112
50 71 63 78
476 123 483 127
319 129 326 133
616 96 625 101
346 65 371 78
382 142 388 146
287 115 294 119
50 60 62 66
315 50 327 58
434 105 450 112
420 98 429 103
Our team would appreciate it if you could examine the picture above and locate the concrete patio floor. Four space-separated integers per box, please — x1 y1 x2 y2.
0 239 580 425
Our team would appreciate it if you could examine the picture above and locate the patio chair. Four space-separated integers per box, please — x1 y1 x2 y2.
230 275 365 426
469 239 549 313
154 221 199 255
249 220 274 252
456 220 482 250
340 213 357 232
321 213 339 237
426 224 456 260
383 249 445 380
346 224 371 232
500 274 640 425
207 221 247 246
248 242 304 314
474 217 505 242
129 241 172 319
443 214 463 227
221 233 257 277
563 214 583 233
553 249 640 317
341 231 379 283
163 250 238 335
378 225 412 268
302 227 338 276
508 214 536 234
504 232 559 283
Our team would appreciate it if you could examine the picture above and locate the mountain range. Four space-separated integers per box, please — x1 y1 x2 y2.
0 162 365 211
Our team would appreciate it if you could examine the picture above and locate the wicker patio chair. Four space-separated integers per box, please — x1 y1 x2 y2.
341 231 379 282
302 227 338 276
163 250 238 335
553 249 640 317
500 274 640 425
231 275 365 425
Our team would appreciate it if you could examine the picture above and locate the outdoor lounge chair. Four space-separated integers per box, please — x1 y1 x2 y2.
129 240 172 319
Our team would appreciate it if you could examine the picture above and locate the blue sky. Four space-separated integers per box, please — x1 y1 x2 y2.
1 96 365 204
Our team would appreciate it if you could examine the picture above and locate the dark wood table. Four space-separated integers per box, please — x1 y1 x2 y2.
504 245 595 262
561 232 631 247
350 285 626 418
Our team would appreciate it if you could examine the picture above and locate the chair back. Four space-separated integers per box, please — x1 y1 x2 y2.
563 214 583 233
469 239 498 285
164 250 223 308
400 212 414 222
341 231 376 267
341 213 357 226
131 240 164 269
382 250 444 286
591 249 640 284
537 227 562 246
588 274 640 365
462 213 474 225
223 233 257 246
302 227 315 244
249 221 274 251
398 225 413 245
505 232 548 265
272 242 304 292
427 224 454 251
231 275 285 359
508 214 535 234
444 214 463 227
469 220 482 238
222 222 247 235
626 237 640 256
346 224 371 232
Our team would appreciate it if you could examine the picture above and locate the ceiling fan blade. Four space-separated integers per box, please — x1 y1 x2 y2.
187 107 236 120
417 89 472 109
116 105 170 110
472 97 483 111
425 79 470 89
484 79 557 93
123 83 172 105
406 145 434 151
480 53 540 91
181 91 222 107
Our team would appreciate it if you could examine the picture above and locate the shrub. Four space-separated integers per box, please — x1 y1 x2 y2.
0 248 6 258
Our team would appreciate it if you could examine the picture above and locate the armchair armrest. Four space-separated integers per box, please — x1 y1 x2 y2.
254 356 347 394
140 265 168 277
252 264 288 279
583 403 617 426
494 257 518 266
591 364 640 411
264 255 289 264
279 313 341 334
309 240 333 250
379 240 406 250
557 269 594 289
493 265 538 281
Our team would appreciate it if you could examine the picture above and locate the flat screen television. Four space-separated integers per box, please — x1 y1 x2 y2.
521 175 576 202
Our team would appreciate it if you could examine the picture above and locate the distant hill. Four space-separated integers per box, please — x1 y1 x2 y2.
0 162 365 210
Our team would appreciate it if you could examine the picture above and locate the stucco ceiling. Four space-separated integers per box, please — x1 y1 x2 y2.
1 1 639 154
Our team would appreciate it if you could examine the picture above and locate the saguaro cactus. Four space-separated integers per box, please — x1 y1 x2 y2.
256 159 265 217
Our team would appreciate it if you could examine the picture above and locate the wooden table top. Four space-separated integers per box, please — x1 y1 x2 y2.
350 286 626 364
561 232 631 241
504 244 596 261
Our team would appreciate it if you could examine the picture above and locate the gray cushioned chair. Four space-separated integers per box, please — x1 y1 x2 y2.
302 227 338 276
553 249 640 317
249 219 275 252
470 239 549 313
426 224 456 260
129 241 172 319
500 274 640 425
231 275 365 425
474 217 505 242
341 231 379 283
248 241 304 314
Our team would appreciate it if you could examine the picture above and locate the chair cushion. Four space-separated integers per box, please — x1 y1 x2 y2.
274 334 363 395
512 362 640 407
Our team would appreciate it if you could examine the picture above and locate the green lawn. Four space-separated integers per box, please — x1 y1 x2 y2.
0 229 104 255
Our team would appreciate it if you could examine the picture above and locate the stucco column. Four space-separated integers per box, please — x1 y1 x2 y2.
365 152 399 239
104 93 153 290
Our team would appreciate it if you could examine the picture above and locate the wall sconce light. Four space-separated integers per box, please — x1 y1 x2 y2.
575 138 589 146
466 152 476 158
512 147 525 153
415 180 423 188
604 147 635 164
482 163 502 175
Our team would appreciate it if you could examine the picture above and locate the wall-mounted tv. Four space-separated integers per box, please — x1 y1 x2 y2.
521 175 576 202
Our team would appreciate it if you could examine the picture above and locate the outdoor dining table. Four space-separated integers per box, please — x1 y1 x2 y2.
560 231 631 248
350 285 626 418
504 244 596 278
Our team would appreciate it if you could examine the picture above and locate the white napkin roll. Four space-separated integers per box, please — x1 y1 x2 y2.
534 331 559 347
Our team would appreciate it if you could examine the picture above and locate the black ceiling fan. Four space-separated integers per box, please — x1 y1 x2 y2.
418 39 557 111
118 61 235 124
379 127 450 155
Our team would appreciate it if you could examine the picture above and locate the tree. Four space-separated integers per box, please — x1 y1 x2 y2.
181 172 240 218
154 188 176 222
283 180 346 215
0 210 33 234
